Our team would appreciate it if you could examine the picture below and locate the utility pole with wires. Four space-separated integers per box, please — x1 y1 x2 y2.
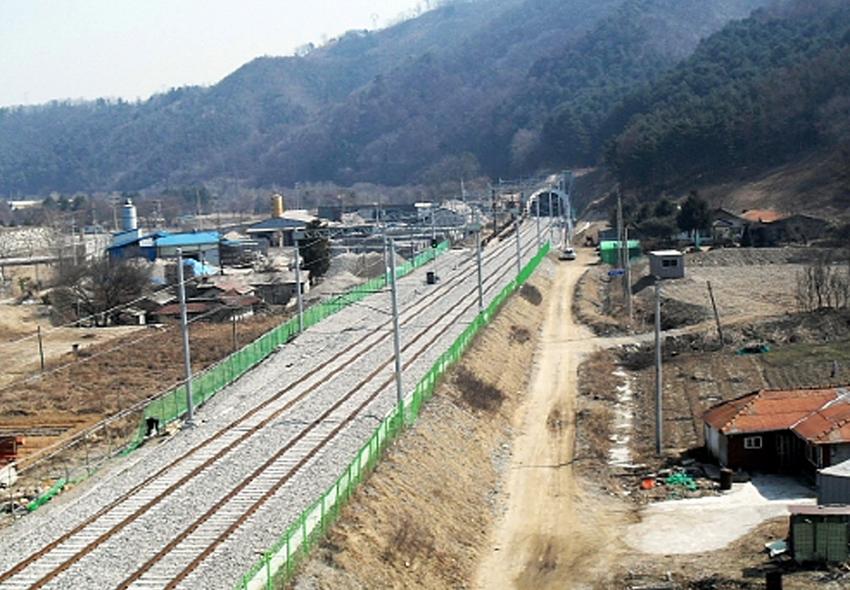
382 229 389 285
389 239 403 408
548 191 554 244
625 225 633 326
535 193 541 250
491 188 497 238
473 212 484 313
654 277 662 454
616 195 624 271
176 248 194 427
294 239 304 333
515 208 522 275
617 194 633 323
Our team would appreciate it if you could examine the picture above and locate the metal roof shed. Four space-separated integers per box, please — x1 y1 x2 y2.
598 240 640 266
649 250 684 279
246 217 310 247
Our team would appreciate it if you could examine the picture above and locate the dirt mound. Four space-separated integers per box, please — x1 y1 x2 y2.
306 252 390 302
685 246 824 267
326 252 388 280
655 297 712 330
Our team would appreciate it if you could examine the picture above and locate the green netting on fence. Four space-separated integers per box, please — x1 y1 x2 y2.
124 242 448 450
234 242 549 590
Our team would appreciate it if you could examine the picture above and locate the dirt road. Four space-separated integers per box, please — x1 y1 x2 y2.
474 252 629 590
0 302 142 388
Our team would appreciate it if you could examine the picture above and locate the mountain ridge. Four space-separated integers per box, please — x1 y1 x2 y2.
4 0 837 207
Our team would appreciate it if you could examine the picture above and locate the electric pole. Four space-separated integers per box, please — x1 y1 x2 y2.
177 248 194 426
389 239 403 408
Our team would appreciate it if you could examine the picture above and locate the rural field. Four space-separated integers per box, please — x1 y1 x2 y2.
0 252 370 469
0 295 286 466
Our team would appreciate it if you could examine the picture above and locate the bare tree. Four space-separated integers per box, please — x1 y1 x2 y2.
51 257 152 326
795 251 850 312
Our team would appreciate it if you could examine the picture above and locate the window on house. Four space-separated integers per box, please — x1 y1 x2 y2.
662 259 678 267
743 436 762 449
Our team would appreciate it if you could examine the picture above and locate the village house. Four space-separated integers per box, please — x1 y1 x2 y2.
702 386 850 479
738 209 830 246
711 207 747 244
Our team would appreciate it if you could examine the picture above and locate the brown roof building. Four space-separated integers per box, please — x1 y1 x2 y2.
740 209 786 224
703 387 850 477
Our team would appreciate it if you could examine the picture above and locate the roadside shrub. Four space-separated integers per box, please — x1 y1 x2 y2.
382 516 435 564
519 283 542 306
454 366 505 412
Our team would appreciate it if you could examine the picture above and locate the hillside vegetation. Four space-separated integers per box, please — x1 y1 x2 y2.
605 0 850 195
3 0 849 220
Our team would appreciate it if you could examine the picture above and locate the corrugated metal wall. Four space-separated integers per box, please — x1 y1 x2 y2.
818 472 850 505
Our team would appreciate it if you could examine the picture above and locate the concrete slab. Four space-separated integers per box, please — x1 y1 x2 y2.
624 474 815 554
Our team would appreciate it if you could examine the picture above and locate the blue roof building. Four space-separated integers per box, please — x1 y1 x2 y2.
107 231 166 261
155 231 220 267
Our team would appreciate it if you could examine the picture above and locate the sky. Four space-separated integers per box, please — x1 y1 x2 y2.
0 0 428 108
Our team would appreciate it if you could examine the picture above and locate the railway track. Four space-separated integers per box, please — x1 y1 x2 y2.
0 220 548 589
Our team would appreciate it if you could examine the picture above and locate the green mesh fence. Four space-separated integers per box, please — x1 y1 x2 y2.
234 242 549 590
124 242 448 451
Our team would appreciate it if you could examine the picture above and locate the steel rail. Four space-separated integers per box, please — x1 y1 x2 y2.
125 240 512 589
0 222 542 589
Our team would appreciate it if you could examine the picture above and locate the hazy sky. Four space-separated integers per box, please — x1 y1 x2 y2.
0 0 428 108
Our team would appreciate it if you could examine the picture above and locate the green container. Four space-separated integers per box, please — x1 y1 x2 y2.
598 240 640 266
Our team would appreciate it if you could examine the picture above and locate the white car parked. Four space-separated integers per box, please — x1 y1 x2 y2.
559 247 576 261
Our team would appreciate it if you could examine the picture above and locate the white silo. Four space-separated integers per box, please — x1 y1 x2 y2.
121 199 138 231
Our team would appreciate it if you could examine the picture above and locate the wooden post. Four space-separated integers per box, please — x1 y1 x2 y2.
37 325 45 371
707 280 724 347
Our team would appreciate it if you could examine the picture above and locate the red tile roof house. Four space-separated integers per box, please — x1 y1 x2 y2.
703 387 850 479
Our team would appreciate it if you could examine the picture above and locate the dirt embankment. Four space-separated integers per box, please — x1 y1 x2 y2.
290 269 556 589
290 251 635 590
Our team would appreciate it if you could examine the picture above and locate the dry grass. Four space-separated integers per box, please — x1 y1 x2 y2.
579 349 621 403
381 515 436 565
289 272 552 590
572 266 633 336
519 282 543 306
0 311 288 463
575 349 620 474
575 405 614 464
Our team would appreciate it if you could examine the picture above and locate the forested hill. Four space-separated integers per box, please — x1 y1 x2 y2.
604 0 850 194
0 0 775 196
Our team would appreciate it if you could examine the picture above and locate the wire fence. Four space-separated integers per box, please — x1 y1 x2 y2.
3 242 447 520
234 242 549 590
